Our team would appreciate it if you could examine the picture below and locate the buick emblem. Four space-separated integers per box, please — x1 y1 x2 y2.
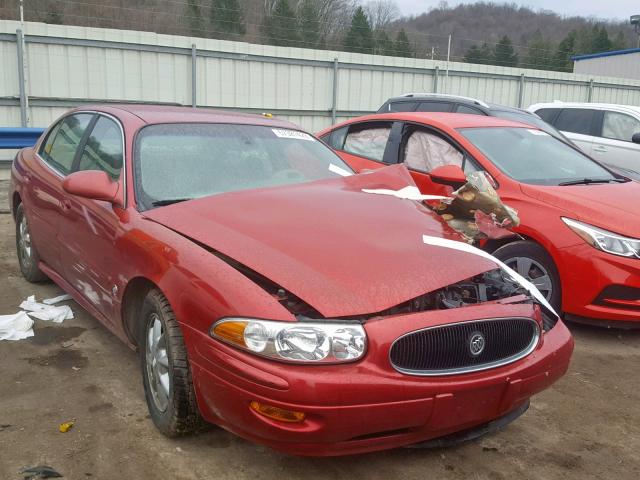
469 332 485 356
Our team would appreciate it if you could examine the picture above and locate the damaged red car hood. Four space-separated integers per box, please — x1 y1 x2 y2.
520 181 640 238
143 166 498 317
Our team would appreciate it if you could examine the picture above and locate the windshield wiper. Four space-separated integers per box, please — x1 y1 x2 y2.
558 178 626 186
151 198 193 207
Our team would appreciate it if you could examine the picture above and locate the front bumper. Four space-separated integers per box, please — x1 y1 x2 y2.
185 303 573 456
557 242 640 324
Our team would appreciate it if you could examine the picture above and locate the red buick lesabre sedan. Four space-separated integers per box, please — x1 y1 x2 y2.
319 113 640 328
10 105 572 456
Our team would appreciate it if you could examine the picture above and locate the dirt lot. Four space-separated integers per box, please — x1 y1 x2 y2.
1 213 639 480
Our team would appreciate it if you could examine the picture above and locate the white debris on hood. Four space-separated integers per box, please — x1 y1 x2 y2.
422 234 558 318
0 311 34 341
19 295 74 324
362 185 450 201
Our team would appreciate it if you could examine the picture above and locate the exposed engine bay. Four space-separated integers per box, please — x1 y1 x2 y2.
369 268 527 317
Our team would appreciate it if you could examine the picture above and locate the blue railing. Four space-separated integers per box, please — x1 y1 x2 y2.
0 128 45 149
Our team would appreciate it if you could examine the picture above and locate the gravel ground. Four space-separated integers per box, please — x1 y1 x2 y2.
1 212 639 480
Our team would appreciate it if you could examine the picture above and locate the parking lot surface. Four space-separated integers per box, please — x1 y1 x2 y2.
1 213 639 480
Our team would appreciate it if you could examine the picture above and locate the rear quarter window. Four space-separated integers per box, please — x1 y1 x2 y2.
533 108 561 124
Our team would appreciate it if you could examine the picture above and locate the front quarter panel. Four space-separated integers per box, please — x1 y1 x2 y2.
115 215 295 345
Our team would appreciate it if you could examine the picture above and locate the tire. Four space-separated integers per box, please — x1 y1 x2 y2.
15 204 48 283
139 288 204 437
492 240 562 313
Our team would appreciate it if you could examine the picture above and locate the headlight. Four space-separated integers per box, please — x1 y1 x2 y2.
562 217 640 258
211 318 367 363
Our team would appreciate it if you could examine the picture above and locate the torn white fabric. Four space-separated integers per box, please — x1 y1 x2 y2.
0 311 34 341
20 295 74 323
329 163 353 177
422 235 558 318
363 185 450 202
43 293 73 305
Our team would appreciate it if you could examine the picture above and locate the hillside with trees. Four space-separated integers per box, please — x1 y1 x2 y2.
0 0 635 71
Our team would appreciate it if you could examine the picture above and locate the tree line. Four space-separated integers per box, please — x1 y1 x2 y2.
464 25 628 71
185 0 413 57
4 0 634 71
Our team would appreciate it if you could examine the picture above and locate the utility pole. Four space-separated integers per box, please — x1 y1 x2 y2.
631 15 640 48
445 34 451 93
18 0 30 126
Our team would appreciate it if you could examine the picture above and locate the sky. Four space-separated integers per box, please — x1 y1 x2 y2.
394 1 636 22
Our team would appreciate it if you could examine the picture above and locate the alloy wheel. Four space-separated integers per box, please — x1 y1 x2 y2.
503 256 553 301
145 314 171 412
18 215 33 268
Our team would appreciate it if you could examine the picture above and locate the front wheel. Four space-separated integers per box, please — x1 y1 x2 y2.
492 240 562 313
139 288 204 437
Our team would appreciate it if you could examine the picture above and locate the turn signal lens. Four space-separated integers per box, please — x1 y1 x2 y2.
211 321 246 346
249 401 305 423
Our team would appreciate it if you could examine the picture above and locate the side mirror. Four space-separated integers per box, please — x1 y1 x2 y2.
430 165 467 188
632 133 640 144
62 170 121 206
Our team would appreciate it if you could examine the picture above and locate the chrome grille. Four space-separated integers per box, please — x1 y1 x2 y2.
389 317 540 376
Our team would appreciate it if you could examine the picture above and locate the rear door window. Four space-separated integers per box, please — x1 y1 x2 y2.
601 111 640 142
40 113 93 175
456 104 484 115
77 116 124 179
554 109 597 135
416 102 454 112
343 123 393 162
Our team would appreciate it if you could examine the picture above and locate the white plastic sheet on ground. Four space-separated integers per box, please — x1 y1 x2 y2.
0 311 34 341
43 293 73 305
19 295 74 323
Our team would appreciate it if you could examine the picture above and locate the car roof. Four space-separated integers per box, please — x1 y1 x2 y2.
383 93 490 109
382 94 535 116
343 112 533 130
71 104 300 129
528 102 640 115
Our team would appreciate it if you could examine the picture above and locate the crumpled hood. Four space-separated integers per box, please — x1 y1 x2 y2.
521 181 640 238
143 165 498 317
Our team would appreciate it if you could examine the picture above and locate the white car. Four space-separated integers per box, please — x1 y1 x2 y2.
528 102 640 176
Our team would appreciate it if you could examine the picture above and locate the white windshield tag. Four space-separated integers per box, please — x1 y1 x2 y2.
329 163 353 176
272 128 314 141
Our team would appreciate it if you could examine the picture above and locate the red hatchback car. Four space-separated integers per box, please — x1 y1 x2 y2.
319 113 640 328
10 105 572 456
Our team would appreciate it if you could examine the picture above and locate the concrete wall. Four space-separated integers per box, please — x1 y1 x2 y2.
2 19 640 135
